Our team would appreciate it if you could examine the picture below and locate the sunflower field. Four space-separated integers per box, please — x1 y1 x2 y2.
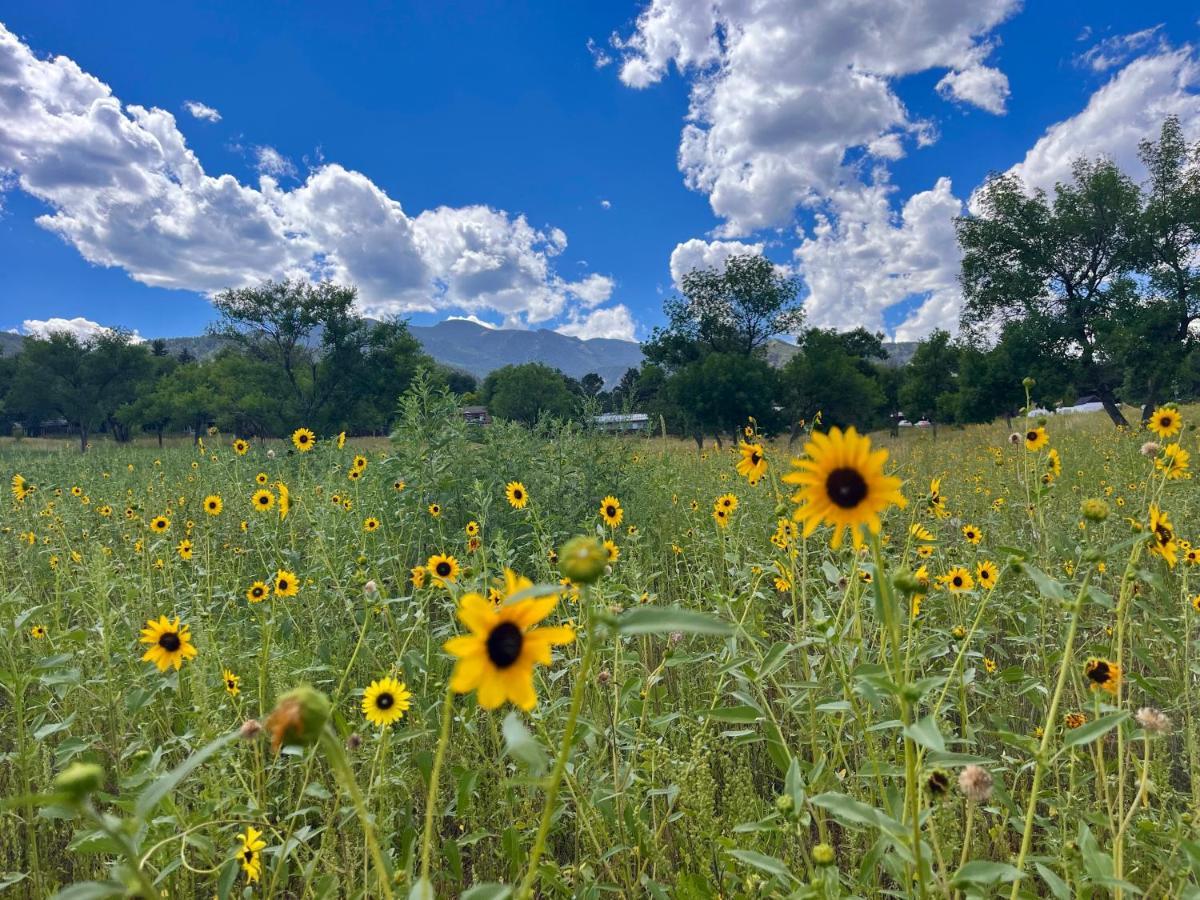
2 378 1200 899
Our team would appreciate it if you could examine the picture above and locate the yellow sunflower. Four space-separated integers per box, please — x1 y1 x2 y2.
1024 426 1049 451
427 554 460 586
961 524 982 545
716 493 739 512
177 539 193 561
1084 657 1121 696
274 569 299 597
976 560 998 590
411 565 428 589
465 520 480 537
1156 443 1190 480
1147 406 1182 439
428 502 442 518
363 517 380 532
149 515 171 533
139 616 198 671
204 494 223 516
1149 504 1178 568
232 438 249 456
736 441 767 484
505 481 529 509
252 489 275 512
599 495 624 527
255 472 269 485
246 581 268 603
941 567 974 592
443 569 575 710
362 676 412 728
604 539 620 563
712 506 730 529
782 427 906 549
291 428 316 452
236 827 266 883
223 669 241 696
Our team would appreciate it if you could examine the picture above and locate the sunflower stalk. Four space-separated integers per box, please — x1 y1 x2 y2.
318 726 394 899
516 584 600 900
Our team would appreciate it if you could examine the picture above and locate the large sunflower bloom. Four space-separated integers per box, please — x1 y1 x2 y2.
599 495 624 528
139 616 198 671
428 554 460 586
782 427 906 549
1024 426 1049 452
444 569 574 710
362 676 412 728
505 481 529 510
1148 504 1178 568
1147 406 1182 439
736 441 768 484
291 428 316 452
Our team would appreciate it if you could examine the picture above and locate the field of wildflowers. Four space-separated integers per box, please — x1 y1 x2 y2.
2 380 1199 898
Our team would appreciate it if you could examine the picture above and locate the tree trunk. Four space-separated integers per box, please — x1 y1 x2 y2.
1140 377 1160 425
79 425 89 453
713 432 723 451
157 429 164 448
789 420 805 447
692 431 704 451
1097 387 1129 427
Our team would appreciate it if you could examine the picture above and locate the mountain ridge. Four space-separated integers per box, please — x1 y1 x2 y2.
0 321 918 383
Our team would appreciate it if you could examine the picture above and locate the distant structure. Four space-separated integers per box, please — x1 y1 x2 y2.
461 406 492 426
594 413 649 434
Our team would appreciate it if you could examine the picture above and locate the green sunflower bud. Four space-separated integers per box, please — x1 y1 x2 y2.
266 684 332 753
53 762 104 804
892 568 921 596
559 536 607 584
812 843 836 866
1081 498 1110 523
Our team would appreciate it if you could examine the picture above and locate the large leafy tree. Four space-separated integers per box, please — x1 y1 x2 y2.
480 363 578 425
643 254 804 370
781 328 886 434
957 159 1142 425
8 331 153 451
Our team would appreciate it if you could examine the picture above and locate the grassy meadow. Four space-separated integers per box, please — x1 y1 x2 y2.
2 386 1199 898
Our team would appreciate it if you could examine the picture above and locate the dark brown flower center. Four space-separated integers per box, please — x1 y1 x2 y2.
1087 661 1111 683
952 577 963 588
486 621 523 668
1026 431 1037 441
158 631 182 652
436 562 452 577
825 467 868 509
375 692 394 709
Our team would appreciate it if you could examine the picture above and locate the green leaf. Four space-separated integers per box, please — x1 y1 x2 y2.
726 849 796 883
461 885 512 900
136 730 238 819
1035 862 1071 900
701 705 761 723
502 712 548 776
616 607 732 636
951 861 1024 886
902 715 945 753
810 792 882 829
1064 711 1129 749
50 883 126 900
1022 564 1067 601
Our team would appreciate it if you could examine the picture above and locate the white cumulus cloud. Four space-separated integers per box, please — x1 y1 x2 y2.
556 304 637 341
614 0 1019 235
20 317 144 343
669 238 765 288
183 100 221 122
0 23 620 334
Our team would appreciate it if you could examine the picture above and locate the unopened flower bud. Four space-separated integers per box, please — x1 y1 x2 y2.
596 669 611 685
346 732 364 751
1081 498 1109 522
812 843 836 866
54 762 104 804
266 684 332 753
239 719 263 740
364 580 378 596
559 536 607 584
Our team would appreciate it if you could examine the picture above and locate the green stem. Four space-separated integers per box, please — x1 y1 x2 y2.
419 684 456 886
516 590 599 900
1009 570 1092 899
320 728 394 899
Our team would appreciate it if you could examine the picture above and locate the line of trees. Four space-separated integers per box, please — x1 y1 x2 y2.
1 118 1194 448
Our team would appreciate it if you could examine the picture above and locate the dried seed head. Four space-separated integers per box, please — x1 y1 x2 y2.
1135 706 1171 736
958 764 994 803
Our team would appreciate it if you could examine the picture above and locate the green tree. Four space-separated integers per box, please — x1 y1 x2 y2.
781 329 885 434
957 159 1143 425
666 352 780 447
481 363 578 426
898 330 960 422
8 331 153 451
643 254 804 370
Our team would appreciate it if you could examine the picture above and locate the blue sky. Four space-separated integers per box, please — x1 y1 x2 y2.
0 1 1197 344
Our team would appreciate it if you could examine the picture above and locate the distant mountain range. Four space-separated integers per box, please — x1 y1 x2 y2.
0 320 918 384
